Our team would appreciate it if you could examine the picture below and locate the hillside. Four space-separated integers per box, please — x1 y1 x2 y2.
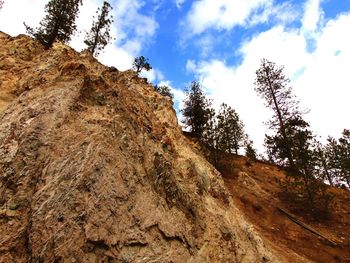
0 32 348 262
219 154 350 263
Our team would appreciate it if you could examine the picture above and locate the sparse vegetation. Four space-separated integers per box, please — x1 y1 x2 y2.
154 85 174 99
245 140 257 160
24 0 82 49
181 81 213 138
84 1 113 57
255 59 334 215
132 56 152 74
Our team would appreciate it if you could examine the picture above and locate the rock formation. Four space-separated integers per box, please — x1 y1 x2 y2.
0 32 306 262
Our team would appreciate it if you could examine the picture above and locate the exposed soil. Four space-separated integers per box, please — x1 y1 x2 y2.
0 32 290 262
221 155 350 263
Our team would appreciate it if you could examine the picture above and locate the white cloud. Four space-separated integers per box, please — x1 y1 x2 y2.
175 0 186 9
294 13 350 139
187 12 350 153
0 0 159 71
186 59 197 73
302 0 324 32
114 0 158 54
184 0 272 35
141 68 165 83
0 0 46 35
250 2 299 26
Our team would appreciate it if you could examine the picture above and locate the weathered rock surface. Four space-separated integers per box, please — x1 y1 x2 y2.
0 32 291 262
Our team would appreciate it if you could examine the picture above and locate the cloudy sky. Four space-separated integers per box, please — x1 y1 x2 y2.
0 0 350 153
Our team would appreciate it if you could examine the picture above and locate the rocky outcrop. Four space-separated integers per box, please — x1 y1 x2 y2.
0 32 286 262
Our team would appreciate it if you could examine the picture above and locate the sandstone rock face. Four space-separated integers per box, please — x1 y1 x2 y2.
0 32 290 262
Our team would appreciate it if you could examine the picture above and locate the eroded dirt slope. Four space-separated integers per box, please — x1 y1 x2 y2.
218 154 350 263
0 32 295 262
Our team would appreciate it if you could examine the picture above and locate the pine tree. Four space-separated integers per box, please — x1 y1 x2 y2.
255 59 302 170
216 103 245 154
181 81 212 138
202 107 219 164
84 1 113 57
255 60 333 213
154 85 174 99
313 140 334 187
326 129 350 188
24 0 82 49
132 56 152 74
245 140 257 160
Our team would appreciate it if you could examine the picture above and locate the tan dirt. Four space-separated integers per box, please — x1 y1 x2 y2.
0 32 293 262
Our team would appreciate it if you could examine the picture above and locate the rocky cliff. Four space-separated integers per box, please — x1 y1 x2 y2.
0 32 307 262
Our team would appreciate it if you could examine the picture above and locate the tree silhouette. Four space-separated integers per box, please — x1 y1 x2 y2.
245 140 257 160
84 1 113 57
132 56 152 74
313 140 334 187
0 1 4 10
24 0 82 49
181 81 212 138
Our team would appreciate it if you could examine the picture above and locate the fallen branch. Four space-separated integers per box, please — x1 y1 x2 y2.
277 207 337 246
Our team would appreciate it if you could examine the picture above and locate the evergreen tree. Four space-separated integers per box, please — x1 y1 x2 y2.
266 115 333 210
216 103 245 154
255 59 302 170
245 140 257 160
24 0 82 49
201 107 218 163
132 56 152 74
201 107 217 146
326 129 350 188
181 81 212 138
313 140 334 187
84 1 113 57
255 60 333 212
154 85 174 99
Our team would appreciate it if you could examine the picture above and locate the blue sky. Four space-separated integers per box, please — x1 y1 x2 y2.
1 0 350 153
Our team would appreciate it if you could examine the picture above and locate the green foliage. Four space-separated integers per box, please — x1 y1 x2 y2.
255 59 302 169
132 56 152 74
154 85 174 99
84 1 113 57
326 129 350 188
216 103 245 154
181 81 213 138
24 0 82 49
255 60 333 215
201 103 247 156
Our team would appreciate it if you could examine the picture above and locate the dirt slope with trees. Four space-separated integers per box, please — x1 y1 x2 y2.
0 32 294 262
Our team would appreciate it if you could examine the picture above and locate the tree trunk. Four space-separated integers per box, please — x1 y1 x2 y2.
321 158 333 186
265 68 295 170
